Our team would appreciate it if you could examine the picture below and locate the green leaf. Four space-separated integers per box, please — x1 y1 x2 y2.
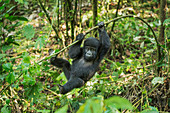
112 72 119 80
104 96 133 110
1 45 13 53
77 96 104 113
23 24 35 39
15 0 24 3
23 73 32 85
0 4 5 10
146 28 151 36
23 56 31 64
38 12 44 17
163 18 170 26
56 72 67 81
5 0 10 3
36 110 51 113
140 41 144 48
6 16 28 21
25 83 42 103
124 23 129 30
1 104 10 113
144 49 154 54
3 63 13 71
54 105 68 113
6 72 15 84
22 52 31 64
141 109 159 113
0 54 7 59
35 36 46 50
151 77 164 85
141 106 159 113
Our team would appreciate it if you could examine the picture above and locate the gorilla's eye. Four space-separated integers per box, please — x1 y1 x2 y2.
91 47 96 51
85 46 96 52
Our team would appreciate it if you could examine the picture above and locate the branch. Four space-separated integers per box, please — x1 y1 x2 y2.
37 15 159 63
36 40 79 64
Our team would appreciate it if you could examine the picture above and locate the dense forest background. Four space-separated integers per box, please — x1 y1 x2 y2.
0 0 169 112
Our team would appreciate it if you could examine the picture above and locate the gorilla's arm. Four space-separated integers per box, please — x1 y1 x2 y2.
69 33 84 59
50 57 71 80
97 22 111 62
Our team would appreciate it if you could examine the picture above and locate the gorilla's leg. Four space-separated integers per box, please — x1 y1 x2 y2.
60 77 85 94
50 57 71 80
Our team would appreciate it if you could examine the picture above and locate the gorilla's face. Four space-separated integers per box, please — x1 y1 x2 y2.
84 46 97 61
83 37 100 61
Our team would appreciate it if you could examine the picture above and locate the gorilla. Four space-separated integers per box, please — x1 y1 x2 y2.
50 22 110 94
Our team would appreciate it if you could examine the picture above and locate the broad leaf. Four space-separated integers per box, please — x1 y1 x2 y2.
6 72 15 84
104 96 133 110
77 96 104 113
54 105 68 113
6 16 28 21
3 63 13 71
0 54 7 59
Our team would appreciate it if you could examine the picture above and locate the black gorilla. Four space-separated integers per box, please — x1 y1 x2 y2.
50 22 110 94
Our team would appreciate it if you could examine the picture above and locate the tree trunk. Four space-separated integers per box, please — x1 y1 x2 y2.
57 0 60 28
157 0 167 76
159 0 166 44
92 0 97 36
64 0 69 38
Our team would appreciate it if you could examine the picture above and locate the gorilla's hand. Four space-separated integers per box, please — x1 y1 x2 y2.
97 22 105 32
76 33 84 41
48 49 54 55
49 49 58 63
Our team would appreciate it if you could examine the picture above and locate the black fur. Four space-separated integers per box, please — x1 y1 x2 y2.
50 22 110 94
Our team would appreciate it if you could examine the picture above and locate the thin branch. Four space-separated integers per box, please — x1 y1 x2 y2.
111 0 120 31
36 40 79 64
37 15 159 63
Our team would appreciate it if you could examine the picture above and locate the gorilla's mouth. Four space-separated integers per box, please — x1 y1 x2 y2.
85 55 93 61
86 53 92 57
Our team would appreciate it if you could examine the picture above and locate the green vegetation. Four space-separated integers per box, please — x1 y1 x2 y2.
0 0 169 112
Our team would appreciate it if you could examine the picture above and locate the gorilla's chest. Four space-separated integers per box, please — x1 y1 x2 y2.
77 58 92 67
71 58 93 73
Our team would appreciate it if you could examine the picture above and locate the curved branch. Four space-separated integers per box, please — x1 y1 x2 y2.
85 15 159 46
37 15 159 63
